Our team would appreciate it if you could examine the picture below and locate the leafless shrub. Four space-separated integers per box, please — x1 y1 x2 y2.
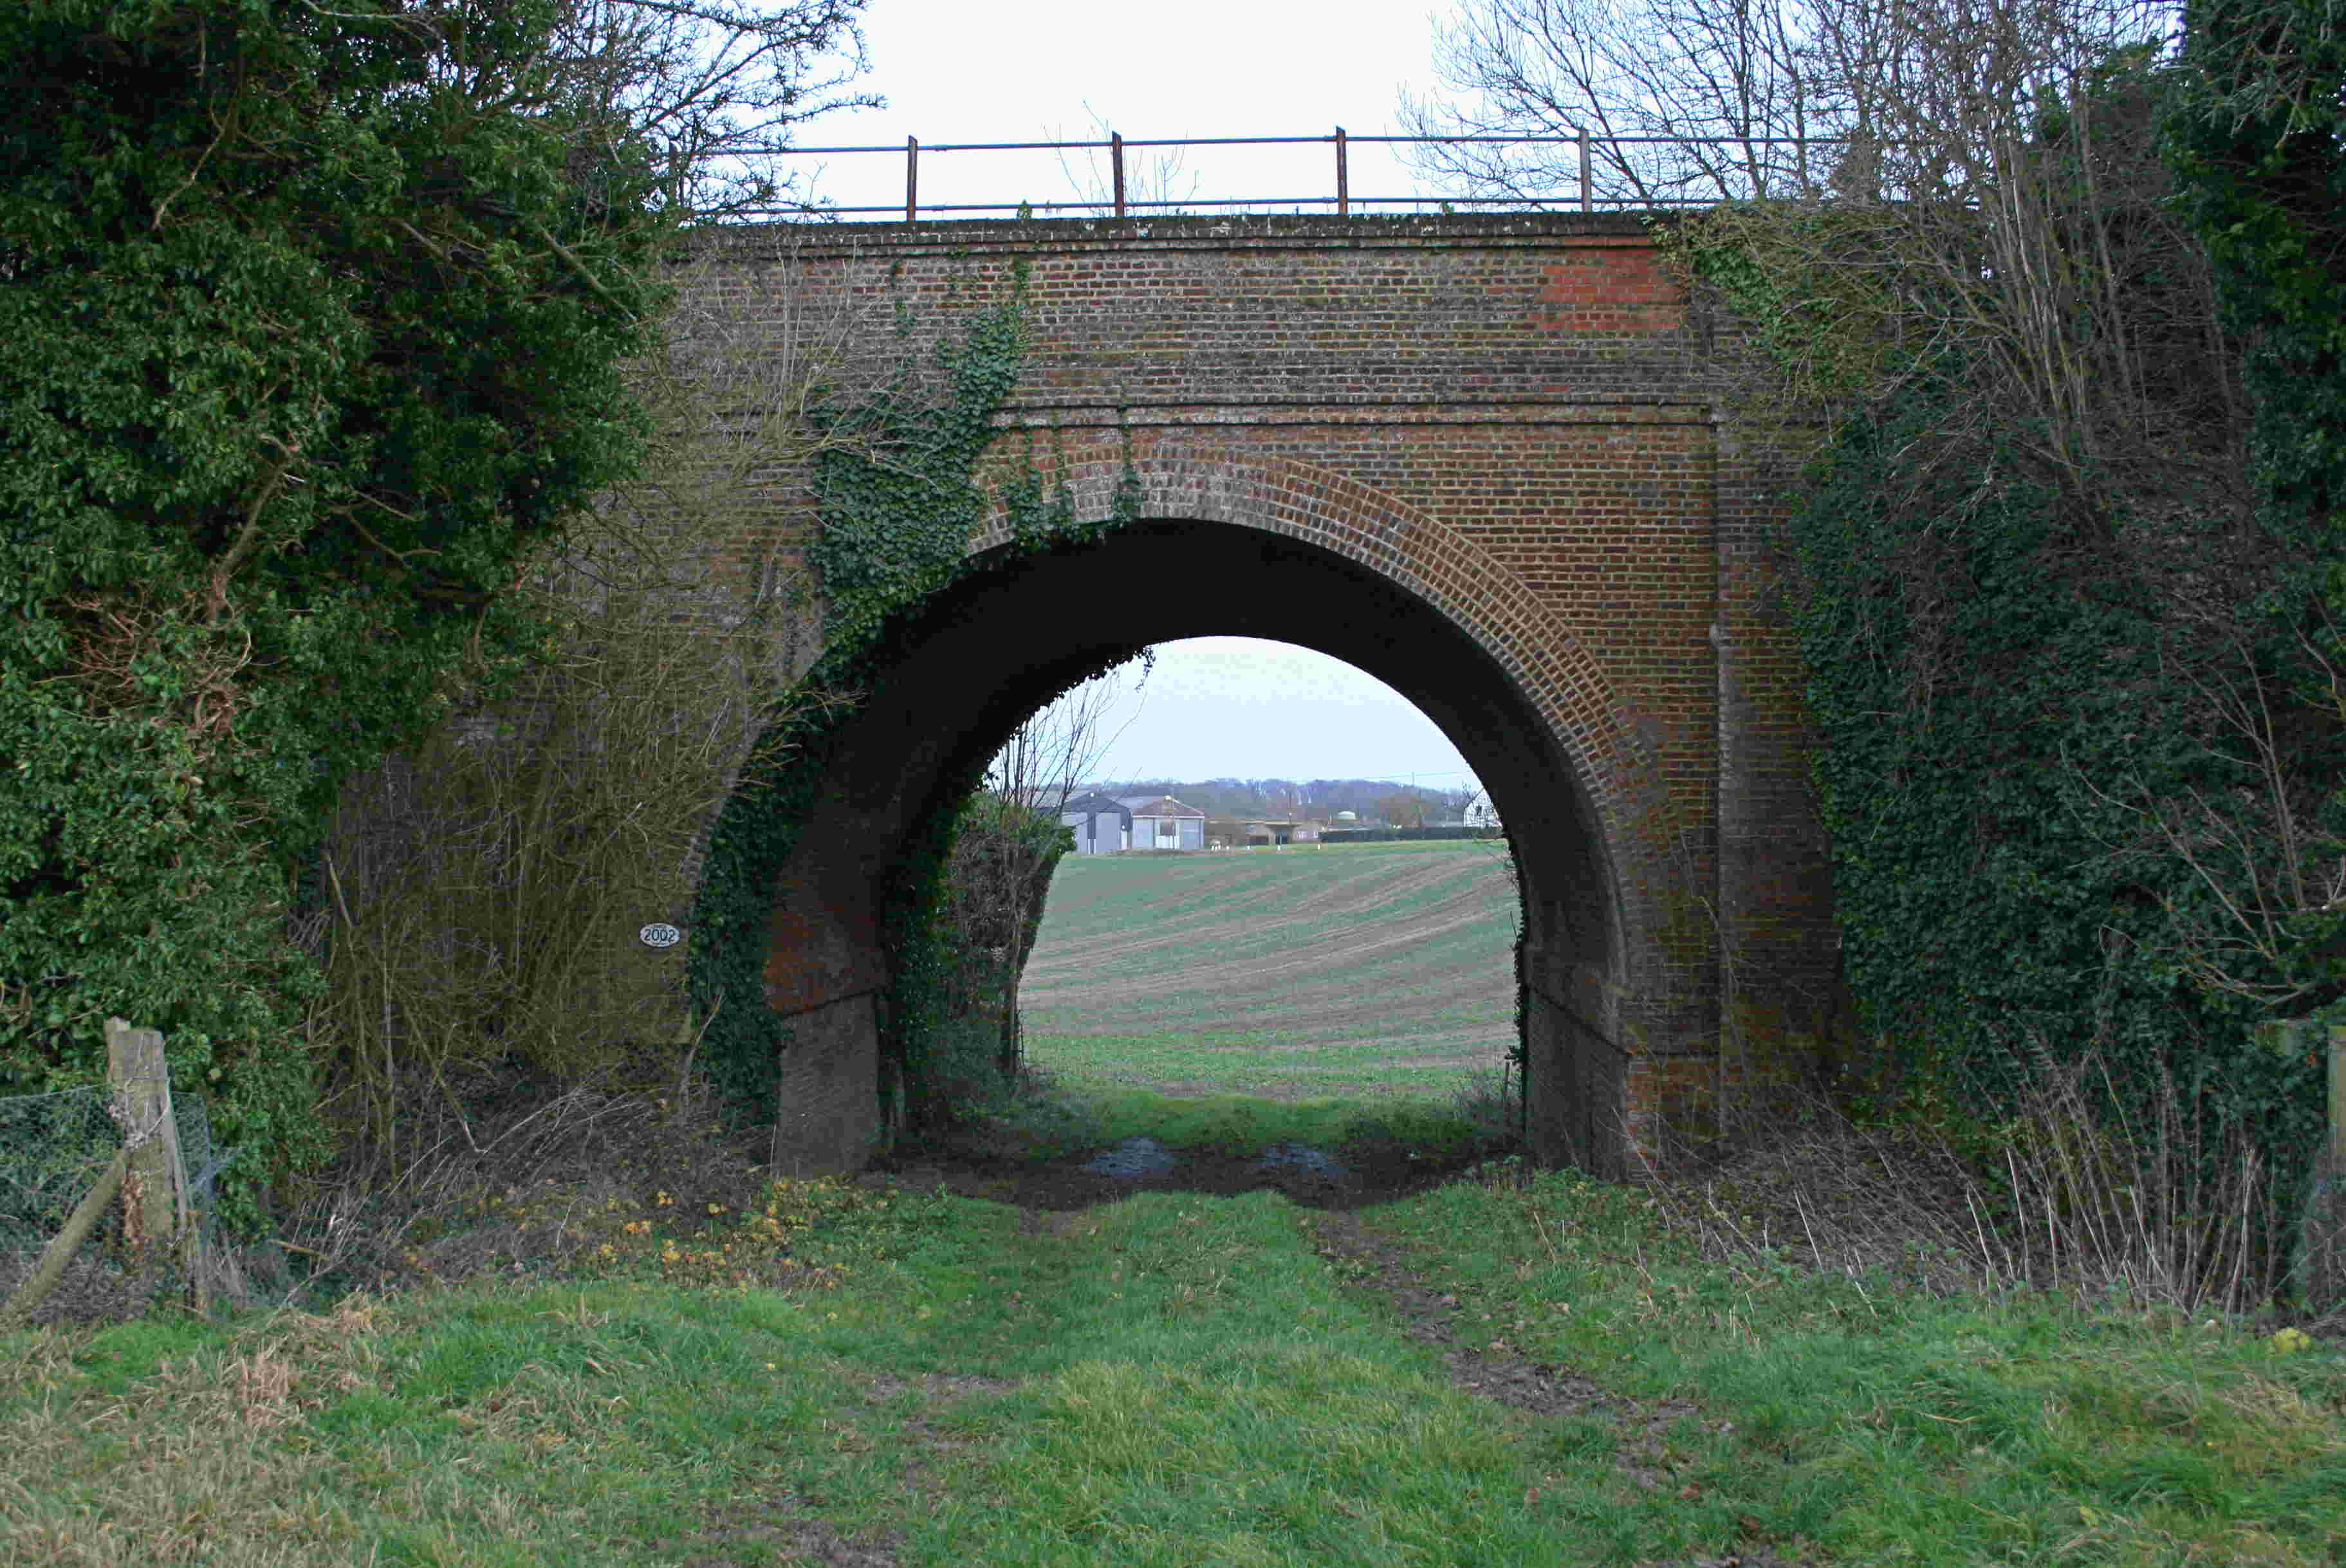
1049 108 1204 216
937 665 1147 1085
1642 1046 2307 1317
275 1066 773 1300
1405 0 1840 205
309 233 878 1176
1408 0 2177 202
551 0 878 214
2069 619 2346 1014
346 0 878 217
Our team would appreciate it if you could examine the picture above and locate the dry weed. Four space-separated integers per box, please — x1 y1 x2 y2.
308 232 882 1171
1642 1052 2314 1318
271 1075 779 1302
0 1299 391 1565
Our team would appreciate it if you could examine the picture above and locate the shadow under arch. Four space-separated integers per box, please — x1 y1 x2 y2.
757 509 1658 1179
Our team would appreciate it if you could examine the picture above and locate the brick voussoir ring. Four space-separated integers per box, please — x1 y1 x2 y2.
968 443 1676 882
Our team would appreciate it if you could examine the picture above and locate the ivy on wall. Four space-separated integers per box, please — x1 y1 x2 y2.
685 261 1144 1125
1666 31 2346 1195
1788 381 2319 1158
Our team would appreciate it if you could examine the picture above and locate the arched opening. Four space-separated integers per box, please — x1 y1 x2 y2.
1008 636 1523 1116
753 518 1639 1176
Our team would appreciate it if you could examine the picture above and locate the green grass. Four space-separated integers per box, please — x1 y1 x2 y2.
1020 840 1519 1100
0 1183 1592 1565
8 837 2340 1564
8 1158 2340 1566
969 1079 1513 1165
1362 1167 2346 1566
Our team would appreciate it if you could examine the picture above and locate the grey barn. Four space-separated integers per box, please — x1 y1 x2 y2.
1057 791 1133 854
1057 793 1206 853
1120 795 1205 851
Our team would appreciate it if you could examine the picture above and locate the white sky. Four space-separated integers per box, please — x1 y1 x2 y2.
797 0 1454 217
1075 638 1479 786
820 3 1481 791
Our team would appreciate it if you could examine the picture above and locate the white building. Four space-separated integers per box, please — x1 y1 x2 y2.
1118 794 1205 851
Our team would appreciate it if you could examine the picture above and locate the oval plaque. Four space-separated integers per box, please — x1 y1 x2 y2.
638 922 683 950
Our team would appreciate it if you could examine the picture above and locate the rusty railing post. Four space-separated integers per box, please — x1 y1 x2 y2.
905 136 918 222
1111 131 1126 217
1578 128 1593 211
1335 125 1349 216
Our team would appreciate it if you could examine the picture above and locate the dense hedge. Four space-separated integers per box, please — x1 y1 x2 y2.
0 1 667 1210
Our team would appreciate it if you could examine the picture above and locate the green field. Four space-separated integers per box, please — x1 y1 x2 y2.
1019 838 1520 1099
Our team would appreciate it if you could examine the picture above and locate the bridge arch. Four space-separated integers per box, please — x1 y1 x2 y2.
753 449 1708 1177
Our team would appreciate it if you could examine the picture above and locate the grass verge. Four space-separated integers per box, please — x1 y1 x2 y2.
1354 1161 2346 1566
5 1100 2340 1566
938 1075 1518 1167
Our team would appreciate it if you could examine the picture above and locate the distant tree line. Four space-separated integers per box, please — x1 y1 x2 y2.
1318 826 1504 845
1090 779 1475 826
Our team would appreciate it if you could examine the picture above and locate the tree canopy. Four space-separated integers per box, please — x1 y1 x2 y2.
0 0 862 1197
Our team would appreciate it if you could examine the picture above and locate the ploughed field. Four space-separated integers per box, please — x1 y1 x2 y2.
1018 838 1519 1099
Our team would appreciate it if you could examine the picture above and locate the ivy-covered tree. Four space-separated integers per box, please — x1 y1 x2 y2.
2166 0 2346 557
1644 0 2341 1198
2164 0 2346 1002
0 0 695 1195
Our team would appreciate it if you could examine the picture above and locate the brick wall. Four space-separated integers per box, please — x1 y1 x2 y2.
660 213 1838 1170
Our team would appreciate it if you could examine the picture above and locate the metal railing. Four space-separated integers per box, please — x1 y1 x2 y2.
769 129 1852 221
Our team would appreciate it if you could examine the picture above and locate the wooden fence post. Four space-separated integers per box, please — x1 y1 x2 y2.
2329 1023 2343 1185
103 1018 208 1312
2287 1019 2346 1315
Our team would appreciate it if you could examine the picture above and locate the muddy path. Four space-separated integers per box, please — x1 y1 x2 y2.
864 1130 1479 1213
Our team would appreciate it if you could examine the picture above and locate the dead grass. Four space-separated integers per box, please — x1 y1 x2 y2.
272 1066 782 1304
1639 1053 2335 1326
0 1297 385 1565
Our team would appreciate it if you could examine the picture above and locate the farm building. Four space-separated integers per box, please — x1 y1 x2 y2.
1119 795 1206 851
1240 818 1322 847
1057 791 1133 855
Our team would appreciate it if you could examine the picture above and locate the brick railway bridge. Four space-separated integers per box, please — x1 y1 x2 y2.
658 211 1836 1177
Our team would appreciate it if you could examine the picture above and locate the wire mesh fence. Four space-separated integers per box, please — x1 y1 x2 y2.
0 1082 232 1327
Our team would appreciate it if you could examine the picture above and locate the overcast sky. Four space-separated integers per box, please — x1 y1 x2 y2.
799 0 1455 217
817 2 1481 791
1068 638 1480 786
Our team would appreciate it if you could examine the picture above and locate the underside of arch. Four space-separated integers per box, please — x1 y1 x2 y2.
754 457 1717 1177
